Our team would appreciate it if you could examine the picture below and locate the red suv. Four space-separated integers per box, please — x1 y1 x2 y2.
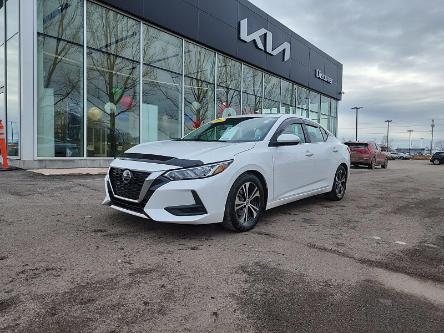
345 141 388 169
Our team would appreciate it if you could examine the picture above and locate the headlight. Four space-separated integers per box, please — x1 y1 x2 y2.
163 160 233 181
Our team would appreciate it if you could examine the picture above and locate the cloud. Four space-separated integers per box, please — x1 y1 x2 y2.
250 0 444 148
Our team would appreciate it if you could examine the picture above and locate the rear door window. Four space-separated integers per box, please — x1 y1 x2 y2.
305 125 325 143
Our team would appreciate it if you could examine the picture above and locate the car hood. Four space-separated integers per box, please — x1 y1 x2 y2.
112 140 256 171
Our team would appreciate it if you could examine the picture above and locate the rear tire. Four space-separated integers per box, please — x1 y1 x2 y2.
222 174 265 232
326 165 348 201
381 159 388 169
368 158 376 169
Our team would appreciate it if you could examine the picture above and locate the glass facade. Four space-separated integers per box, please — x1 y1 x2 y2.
37 0 84 157
30 0 340 160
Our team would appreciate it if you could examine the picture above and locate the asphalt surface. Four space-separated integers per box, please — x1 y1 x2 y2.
0 160 443 332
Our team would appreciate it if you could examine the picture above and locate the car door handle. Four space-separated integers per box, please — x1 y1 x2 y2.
333 148 339 152
305 151 314 157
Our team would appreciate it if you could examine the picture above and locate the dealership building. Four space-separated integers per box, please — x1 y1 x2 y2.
0 0 343 168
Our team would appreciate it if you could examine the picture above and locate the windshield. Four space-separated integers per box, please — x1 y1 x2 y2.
181 117 278 142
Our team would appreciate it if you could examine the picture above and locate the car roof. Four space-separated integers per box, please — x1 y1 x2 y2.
226 113 312 123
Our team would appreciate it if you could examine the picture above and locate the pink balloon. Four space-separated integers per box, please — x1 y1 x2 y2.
120 96 134 110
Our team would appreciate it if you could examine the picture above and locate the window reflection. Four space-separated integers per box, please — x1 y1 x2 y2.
281 80 295 114
216 55 241 118
184 41 215 134
86 2 140 157
6 0 19 40
37 0 84 157
0 44 4 127
242 65 262 114
0 0 5 46
309 91 320 122
296 86 308 118
263 73 280 114
6 35 19 156
142 25 182 142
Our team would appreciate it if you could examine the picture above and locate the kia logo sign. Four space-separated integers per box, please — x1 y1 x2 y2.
239 18 291 62
315 69 333 84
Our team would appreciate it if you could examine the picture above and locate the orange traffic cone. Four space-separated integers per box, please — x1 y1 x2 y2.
0 120 10 170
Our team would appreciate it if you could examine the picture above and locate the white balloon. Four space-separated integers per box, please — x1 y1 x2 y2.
105 102 117 114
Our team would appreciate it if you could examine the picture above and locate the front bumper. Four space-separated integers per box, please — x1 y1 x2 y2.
103 168 228 225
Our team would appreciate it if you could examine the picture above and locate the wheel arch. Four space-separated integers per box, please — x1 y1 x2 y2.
240 170 269 205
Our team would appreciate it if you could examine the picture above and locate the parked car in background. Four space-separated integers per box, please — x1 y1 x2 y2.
345 141 388 169
388 151 401 160
398 153 411 160
430 152 444 165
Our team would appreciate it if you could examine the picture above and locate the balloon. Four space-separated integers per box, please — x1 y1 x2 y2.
88 107 102 122
120 96 134 110
104 102 116 114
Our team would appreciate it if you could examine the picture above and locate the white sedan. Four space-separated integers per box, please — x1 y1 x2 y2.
103 115 350 232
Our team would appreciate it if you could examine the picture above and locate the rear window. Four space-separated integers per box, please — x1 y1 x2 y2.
345 143 368 148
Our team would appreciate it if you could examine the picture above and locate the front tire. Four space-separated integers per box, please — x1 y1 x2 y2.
326 165 348 201
433 159 441 165
222 174 265 232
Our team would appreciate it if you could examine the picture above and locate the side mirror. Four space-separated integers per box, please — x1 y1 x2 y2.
275 133 301 146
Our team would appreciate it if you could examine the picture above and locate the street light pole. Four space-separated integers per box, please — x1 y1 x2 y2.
351 107 363 141
385 120 392 150
407 130 414 155
431 119 435 155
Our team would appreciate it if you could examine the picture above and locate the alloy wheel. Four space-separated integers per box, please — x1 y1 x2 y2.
235 182 261 225
335 168 347 198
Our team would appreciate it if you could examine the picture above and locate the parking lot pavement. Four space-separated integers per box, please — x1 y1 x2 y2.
0 160 443 333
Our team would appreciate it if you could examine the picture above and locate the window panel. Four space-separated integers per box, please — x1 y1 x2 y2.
37 0 83 44
217 55 241 117
242 65 263 115
142 26 182 142
0 44 4 127
320 114 329 129
309 91 320 123
331 99 337 117
243 65 262 96
0 0 5 46
184 41 215 83
183 42 215 134
280 80 295 114
87 2 140 61
37 0 84 157
86 4 140 157
144 24 182 74
263 73 280 113
6 0 19 40
296 86 308 117
6 34 19 156
217 54 241 90
37 36 84 157
321 95 329 115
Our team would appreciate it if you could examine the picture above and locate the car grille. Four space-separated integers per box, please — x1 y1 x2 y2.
109 167 150 200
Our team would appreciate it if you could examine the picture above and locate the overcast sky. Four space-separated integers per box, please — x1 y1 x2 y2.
250 0 444 149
